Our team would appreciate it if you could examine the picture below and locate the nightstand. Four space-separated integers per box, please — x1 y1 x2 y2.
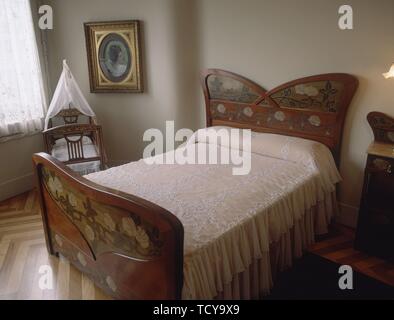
355 112 394 260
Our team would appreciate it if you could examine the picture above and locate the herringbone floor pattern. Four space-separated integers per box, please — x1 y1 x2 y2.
0 191 393 299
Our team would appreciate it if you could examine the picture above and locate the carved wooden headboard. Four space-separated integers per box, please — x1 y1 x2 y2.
201 69 358 164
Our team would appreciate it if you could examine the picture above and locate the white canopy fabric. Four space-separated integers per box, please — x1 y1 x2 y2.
44 60 96 129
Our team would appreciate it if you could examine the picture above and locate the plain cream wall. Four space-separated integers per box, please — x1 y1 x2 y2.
0 134 44 200
196 0 394 225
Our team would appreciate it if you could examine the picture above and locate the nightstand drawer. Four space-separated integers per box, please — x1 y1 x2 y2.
367 156 394 174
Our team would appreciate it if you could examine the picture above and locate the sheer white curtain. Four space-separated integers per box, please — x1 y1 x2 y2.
0 0 47 139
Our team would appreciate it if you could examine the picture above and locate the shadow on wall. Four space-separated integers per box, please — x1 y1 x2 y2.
139 20 149 96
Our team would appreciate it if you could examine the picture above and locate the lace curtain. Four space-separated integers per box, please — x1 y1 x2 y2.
0 0 46 139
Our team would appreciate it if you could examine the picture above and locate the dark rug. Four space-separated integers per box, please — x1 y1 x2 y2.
266 254 394 300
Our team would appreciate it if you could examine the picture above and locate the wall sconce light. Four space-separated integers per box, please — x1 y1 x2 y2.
383 64 394 79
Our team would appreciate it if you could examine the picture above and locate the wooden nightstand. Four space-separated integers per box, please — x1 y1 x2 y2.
355 112 394 260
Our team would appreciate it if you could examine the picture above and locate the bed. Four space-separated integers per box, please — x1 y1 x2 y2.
33 69 358 299
42 109 106 175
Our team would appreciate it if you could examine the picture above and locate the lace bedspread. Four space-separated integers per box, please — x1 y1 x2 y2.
84 130 341 299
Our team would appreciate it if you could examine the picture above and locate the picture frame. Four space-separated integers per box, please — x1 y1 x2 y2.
84 20 143 93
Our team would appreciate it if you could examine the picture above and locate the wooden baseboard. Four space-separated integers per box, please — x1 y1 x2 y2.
0 173 34 202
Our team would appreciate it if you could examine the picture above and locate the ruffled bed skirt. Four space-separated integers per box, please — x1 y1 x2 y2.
182 191 337 299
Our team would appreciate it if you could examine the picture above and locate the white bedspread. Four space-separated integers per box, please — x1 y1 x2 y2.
84 128 341 299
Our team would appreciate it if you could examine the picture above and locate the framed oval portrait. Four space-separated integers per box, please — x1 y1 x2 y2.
98 33 132 82
84 20 143 93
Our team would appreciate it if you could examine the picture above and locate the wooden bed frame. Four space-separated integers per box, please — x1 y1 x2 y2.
201 69 358 165
33 69 358 299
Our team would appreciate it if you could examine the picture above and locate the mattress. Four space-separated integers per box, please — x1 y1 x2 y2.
84 127 341 299
51 136 101 175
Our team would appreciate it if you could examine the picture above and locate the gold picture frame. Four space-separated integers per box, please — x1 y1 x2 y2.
84 20 143 93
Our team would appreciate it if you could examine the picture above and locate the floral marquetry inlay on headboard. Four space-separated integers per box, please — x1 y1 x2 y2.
41 167 163 260
201 69 359 164
270 81 344 113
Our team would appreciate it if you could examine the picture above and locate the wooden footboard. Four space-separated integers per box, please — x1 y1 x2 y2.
32 153 184 299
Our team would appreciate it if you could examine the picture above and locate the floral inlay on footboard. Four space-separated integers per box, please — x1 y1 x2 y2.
41 167 163 260
50 229 117 293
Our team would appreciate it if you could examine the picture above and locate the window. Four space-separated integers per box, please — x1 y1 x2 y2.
0 0 46 139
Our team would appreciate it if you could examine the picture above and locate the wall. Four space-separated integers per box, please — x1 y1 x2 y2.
196 0 394 226
0 134 44 201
